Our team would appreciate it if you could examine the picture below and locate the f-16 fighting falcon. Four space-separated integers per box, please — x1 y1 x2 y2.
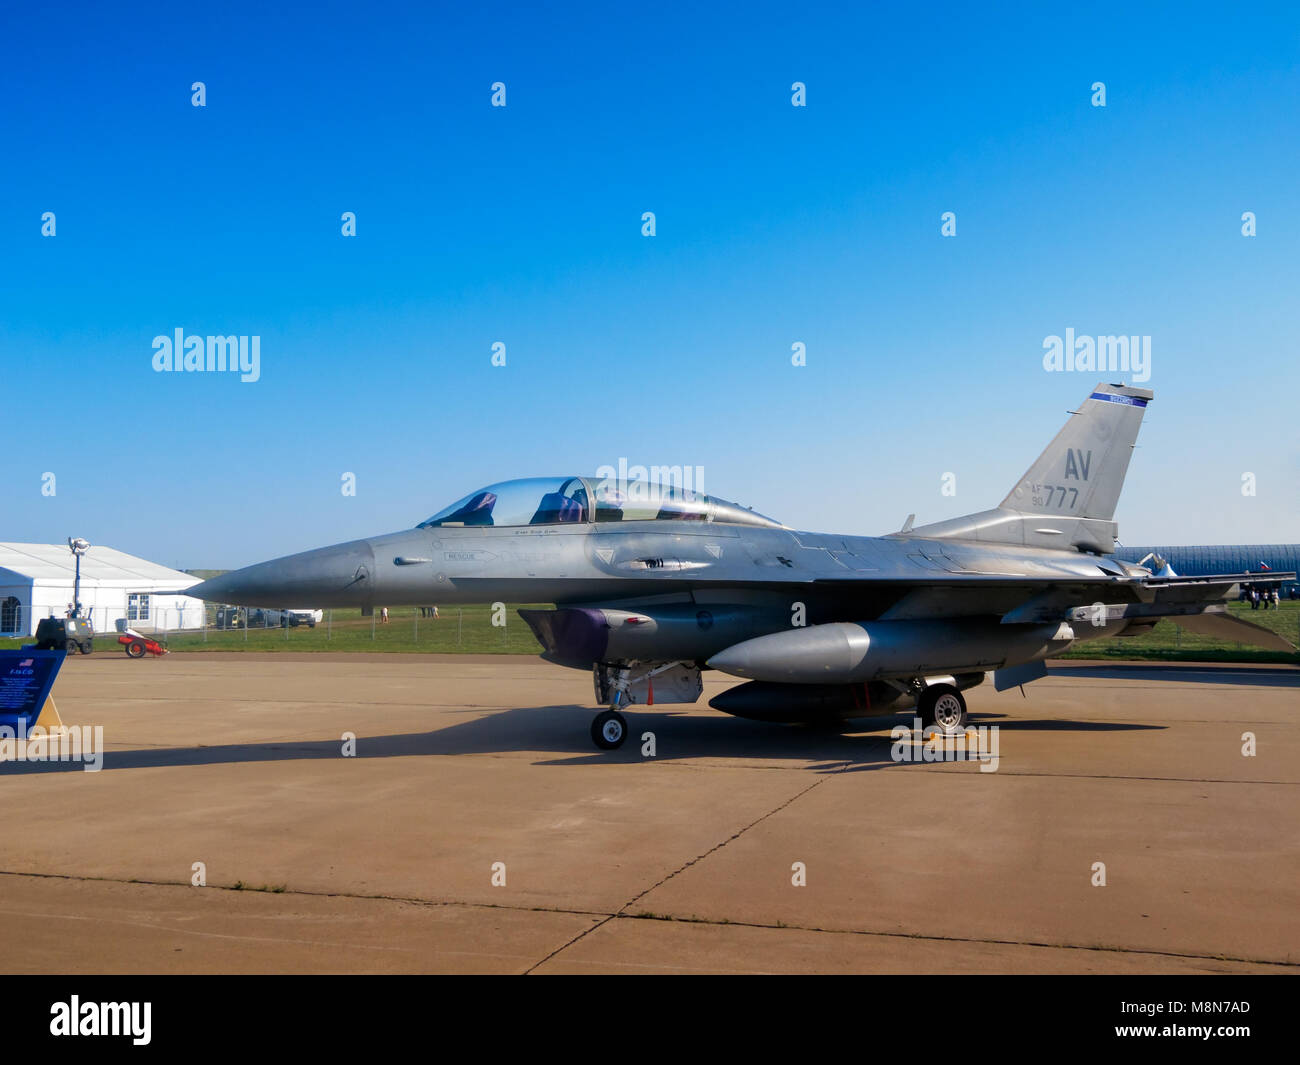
185 383 1295 750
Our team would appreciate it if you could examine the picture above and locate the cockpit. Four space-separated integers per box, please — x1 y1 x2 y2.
417 476 784 529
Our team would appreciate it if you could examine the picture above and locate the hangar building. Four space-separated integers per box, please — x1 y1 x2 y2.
0 542 205 636
1112 544 1299 595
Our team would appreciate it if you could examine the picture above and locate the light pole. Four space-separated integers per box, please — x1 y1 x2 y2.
68 537 90 619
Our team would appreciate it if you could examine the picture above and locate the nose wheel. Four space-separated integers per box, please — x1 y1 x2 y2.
591 708 629 750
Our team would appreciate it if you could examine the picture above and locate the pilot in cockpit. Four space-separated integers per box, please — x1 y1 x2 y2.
440 491 497 526
529 478 590 524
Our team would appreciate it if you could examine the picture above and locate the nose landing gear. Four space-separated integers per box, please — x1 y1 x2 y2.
591 707 629 750
588 660 698 750
590 670 631 750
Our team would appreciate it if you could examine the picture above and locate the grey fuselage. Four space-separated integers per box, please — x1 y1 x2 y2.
190 518 1143 658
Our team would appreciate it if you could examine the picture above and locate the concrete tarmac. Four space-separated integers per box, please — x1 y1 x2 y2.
1 652 1297 974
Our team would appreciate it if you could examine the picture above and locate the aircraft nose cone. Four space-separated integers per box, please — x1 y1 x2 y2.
186 539 377 607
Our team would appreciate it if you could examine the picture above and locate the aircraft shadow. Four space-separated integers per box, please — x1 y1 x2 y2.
1049 663 1300 687
967 713 1165 732
0 705 1163 777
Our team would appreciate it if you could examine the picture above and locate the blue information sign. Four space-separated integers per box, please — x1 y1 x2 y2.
0 649 66 733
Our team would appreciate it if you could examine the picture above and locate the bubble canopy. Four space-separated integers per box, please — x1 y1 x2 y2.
417 476 783 529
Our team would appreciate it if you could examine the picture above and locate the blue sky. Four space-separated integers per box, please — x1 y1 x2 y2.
3 1 1297 568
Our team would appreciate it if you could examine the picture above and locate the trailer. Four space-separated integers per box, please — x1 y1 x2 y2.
118 626 168 658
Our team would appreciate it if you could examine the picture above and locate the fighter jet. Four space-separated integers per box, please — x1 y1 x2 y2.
186 383 1295 750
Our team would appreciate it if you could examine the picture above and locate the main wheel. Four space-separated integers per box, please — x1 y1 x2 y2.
919 684 967 734
65 639 77 653
591 709 628 750
126 639 147 659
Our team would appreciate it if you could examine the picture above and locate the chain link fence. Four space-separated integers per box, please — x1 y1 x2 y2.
0 602 545 655
0 603 201 640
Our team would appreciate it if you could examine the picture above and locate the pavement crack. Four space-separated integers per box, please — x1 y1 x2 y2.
522 770 839 974
605 912 1300 970
4 866 1293 971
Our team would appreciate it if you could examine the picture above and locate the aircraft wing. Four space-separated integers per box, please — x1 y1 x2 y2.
796 570 1298 651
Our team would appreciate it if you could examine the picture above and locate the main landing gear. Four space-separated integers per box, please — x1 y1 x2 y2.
918 683 968 735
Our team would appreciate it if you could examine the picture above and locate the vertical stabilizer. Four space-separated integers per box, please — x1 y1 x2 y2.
904 383 1153 553
1000 383 1151 522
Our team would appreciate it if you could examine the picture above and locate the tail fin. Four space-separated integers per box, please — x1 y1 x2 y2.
1002 383 1151 522
906 382 1152 553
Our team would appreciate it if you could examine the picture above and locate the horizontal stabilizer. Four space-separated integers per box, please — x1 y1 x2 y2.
1171 612 1296 652
1142 571 1295 588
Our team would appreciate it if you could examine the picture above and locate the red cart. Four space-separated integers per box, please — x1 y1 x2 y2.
118 626 168 658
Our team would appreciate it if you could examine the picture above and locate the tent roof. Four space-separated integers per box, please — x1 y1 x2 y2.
0 543 195 586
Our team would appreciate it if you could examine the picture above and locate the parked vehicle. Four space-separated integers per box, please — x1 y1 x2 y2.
281 609 321 628
34 616 93 654
212 606 322 629
261 608 322 628
214 606 246 629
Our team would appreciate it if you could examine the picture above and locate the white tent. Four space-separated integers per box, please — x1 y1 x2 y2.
0 543 204 636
